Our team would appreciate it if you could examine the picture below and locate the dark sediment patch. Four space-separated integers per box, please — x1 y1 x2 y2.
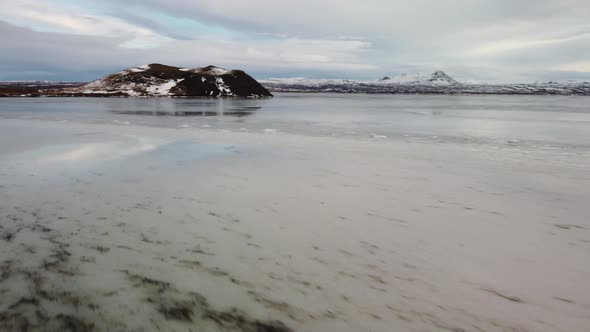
481 288 523 303
554 224 585 230
204 309 292 332
122 270 291 331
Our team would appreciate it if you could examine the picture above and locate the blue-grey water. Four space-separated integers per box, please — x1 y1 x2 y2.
0 93 589 147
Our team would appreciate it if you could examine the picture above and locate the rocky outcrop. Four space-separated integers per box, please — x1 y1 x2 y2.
77 64 272 97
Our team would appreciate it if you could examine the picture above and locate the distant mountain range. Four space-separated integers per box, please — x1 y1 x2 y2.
260 70 590 95
2 68 590 97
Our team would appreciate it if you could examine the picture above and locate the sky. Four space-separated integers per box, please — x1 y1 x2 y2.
1 0 590 82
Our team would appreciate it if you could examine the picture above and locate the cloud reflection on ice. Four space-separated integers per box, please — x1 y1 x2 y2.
37 136 167 164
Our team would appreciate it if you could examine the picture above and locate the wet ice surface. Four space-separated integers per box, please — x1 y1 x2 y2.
0 125 290 331
1 93 590 148
0 94 589 331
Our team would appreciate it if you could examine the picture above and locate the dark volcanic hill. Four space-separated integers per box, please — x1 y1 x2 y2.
77 64 272 97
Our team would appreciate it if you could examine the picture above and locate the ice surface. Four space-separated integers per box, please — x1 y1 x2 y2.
0 118 588 331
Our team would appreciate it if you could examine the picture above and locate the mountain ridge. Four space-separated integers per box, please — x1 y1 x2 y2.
2 68 590 96
260 70 590 95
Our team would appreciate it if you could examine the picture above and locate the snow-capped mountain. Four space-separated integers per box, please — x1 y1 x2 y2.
428 70 461 85
379 70 461 86
78 64 272 97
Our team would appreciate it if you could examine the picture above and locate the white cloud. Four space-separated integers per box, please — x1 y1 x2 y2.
0 0 170 47
0 20 376 80
556 60 590 73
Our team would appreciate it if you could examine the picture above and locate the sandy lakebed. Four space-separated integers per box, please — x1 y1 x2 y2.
0 118 589 332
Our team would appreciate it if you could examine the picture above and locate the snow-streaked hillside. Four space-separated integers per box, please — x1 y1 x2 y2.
79 64 272 97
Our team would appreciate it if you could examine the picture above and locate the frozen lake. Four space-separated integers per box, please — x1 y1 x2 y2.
0 94 589 331
1 93 589 147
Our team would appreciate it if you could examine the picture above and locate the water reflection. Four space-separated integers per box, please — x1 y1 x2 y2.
107 98 263 118
111 109 258 117
30 137 166 164
1 94 589 146
5 136 246 182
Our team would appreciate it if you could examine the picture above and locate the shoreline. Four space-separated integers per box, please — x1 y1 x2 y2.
3 91 590 97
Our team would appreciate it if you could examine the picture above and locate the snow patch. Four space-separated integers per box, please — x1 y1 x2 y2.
82 76 183 96
215 77 233 96
181 66 230 75
84 79 105 89
129 64 150 73
145 79 183 96
203 67 230 75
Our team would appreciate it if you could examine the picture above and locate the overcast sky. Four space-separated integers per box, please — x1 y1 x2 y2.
1 0 590 82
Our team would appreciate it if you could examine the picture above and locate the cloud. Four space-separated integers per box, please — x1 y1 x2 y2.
107 11 194 41
0 20 375 81
1 0 590 82
557 60 590 73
